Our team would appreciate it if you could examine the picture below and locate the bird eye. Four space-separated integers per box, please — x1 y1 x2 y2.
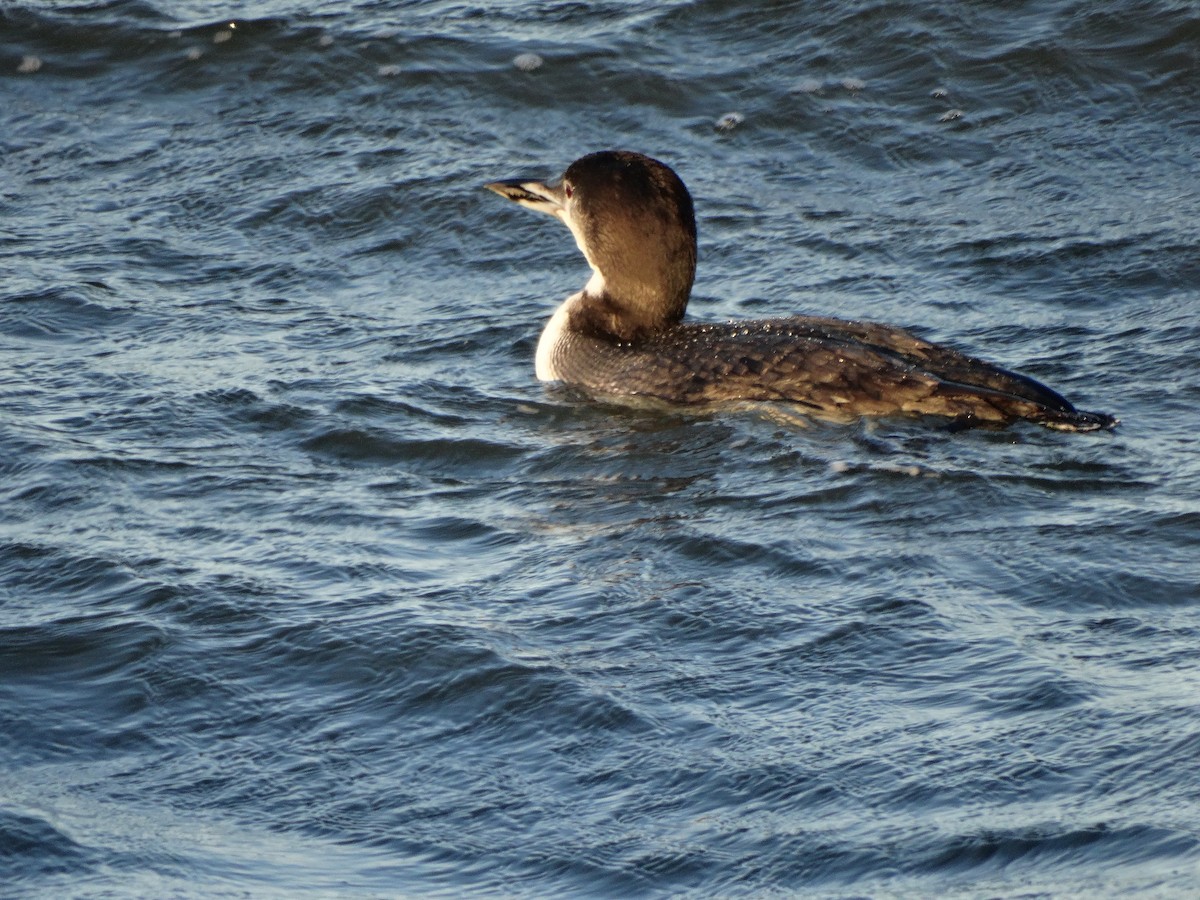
564 183 573 199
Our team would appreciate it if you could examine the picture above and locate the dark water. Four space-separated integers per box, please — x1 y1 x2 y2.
3 0 1200 895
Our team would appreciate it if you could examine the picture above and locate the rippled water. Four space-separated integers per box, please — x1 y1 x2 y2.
3 1 1200 896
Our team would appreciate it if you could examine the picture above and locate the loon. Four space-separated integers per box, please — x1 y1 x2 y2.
486 150 1116 431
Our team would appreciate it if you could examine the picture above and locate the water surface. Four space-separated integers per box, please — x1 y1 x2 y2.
3 1 1200 896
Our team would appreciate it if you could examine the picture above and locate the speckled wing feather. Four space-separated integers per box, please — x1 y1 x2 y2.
550 317 1115 431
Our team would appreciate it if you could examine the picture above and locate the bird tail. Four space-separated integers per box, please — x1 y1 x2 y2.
935 380 1119 432
1034 407 1119 432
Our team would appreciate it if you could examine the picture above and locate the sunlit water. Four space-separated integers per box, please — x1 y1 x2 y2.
3 1 1200 896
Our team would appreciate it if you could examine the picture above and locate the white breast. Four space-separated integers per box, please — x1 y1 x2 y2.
535 294 576 382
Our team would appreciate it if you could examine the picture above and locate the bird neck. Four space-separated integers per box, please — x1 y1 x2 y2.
569 266 689 343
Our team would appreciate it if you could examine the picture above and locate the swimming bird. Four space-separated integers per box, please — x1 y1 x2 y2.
486 150 1116 431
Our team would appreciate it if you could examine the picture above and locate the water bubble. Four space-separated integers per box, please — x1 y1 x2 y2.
939 109 964 122
794 78 823 95
377 63 402 77
213 23 236 44
841 77 866 92
715 112 744 132
513 52 543 72
186 47 204 61
880 463 924 477
318 34 334 48
931 87 949 99
17 55 42 74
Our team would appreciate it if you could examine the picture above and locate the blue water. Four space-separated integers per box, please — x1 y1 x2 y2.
3 1 1200 896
